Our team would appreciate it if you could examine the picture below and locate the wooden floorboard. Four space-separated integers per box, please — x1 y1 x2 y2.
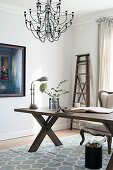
0 129 80 151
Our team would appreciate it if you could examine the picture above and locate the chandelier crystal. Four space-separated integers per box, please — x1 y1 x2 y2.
24 0 74 42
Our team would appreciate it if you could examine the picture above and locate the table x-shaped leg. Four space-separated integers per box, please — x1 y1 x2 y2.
103 123 113 170
28 114 63 152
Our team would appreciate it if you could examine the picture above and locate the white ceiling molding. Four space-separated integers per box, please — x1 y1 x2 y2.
73 8 113 25
0 2 113 26
0 3 26 15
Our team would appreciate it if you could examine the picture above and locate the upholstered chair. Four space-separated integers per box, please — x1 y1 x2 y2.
80 91 113 154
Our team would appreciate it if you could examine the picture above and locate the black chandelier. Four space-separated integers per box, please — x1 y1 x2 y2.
24 0 74 42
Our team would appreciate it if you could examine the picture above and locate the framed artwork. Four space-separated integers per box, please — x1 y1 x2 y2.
0 43 26 97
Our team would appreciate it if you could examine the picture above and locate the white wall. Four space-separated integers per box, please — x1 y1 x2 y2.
0 8 73 140
71 8 113 107
72 21 98 106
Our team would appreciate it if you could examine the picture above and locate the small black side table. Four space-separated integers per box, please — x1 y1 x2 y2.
85 145 102 169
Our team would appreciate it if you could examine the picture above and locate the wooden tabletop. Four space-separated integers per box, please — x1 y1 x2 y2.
14 108 113 124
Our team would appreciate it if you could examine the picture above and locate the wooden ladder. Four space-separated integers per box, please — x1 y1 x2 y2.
70 54 90 130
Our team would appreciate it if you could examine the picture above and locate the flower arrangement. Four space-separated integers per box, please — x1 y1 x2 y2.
39 80 69 98
86 142 101 148
86 136 107 148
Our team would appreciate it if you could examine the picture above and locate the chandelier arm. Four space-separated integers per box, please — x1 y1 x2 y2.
49 38 56 42
37 2 46 5
58 16 68 25
40 10 47 15
40 23 45 32
28 9 46 24
47 36 58 42
29 21 38 32
65 22 72 30
29 13 41 24
53 15 68 27
60 21 72 33
60 24 68 33
25 20 32 31
55 14 61 24
54 13 72 23
31 29 40 39
53 14 70 24
37 7 42 14
39 29 47 37
59 13 73 24
50 21 60 34
50 8 61 19
39 37 46 43
37 9 46 15
66 19 73 27
30 14 46 27
54 37 60 41
30 27 46 43
29 20 42 27
37 30 47 38
37 31 46 39
45 27 61 42
36 3 43 13
40 14 50 25
60 27 67 33
50 14 59 25
38 22 47 36
50 6 59 14
52 35 60 41
49 18 58 29
25 20 40 32
51 17 60 28
37 31 46 40
27 9 46 15
62 19 72 28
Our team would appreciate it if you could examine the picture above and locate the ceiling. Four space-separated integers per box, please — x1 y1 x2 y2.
1 0 113 17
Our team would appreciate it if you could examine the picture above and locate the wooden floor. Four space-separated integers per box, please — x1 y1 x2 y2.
0 129 80 151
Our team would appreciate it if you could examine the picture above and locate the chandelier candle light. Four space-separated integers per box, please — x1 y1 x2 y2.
24 0 74 42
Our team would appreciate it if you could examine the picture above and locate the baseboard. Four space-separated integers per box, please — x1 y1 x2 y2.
72 122 80 129
0 123 79 141
52 123 70 131
0 129 34 141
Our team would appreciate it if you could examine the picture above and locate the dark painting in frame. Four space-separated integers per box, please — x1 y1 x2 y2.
0 43 26 97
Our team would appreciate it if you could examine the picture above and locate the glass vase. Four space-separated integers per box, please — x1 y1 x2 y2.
49 97 59 110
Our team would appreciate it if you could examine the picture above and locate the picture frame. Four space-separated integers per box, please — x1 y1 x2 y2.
0 43 26 97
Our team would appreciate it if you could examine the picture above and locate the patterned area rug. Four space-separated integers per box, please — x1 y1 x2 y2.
0 134 112 170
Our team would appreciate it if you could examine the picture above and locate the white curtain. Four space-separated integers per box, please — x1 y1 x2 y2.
97 17 113 92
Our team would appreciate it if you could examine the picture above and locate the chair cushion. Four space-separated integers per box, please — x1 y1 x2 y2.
101 92 113 108
81 127 111 136
101 92 108 108
107 94 113 108
80 120 109 133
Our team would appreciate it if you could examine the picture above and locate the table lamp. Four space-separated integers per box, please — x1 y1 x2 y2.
29 76 48 109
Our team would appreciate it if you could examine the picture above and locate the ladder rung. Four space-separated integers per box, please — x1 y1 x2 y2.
80 102 86 105
75 83 86 85
78 60 87 63
73 102 86 105
77 63 86 65
74 93 86 94
76 54 89 57
76 73 86 75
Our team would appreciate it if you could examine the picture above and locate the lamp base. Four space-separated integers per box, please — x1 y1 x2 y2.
29 104 38 109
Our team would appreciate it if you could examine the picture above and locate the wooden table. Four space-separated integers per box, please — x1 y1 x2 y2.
14 108 113 170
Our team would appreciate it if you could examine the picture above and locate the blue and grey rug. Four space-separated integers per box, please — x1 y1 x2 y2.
0 134 112 170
